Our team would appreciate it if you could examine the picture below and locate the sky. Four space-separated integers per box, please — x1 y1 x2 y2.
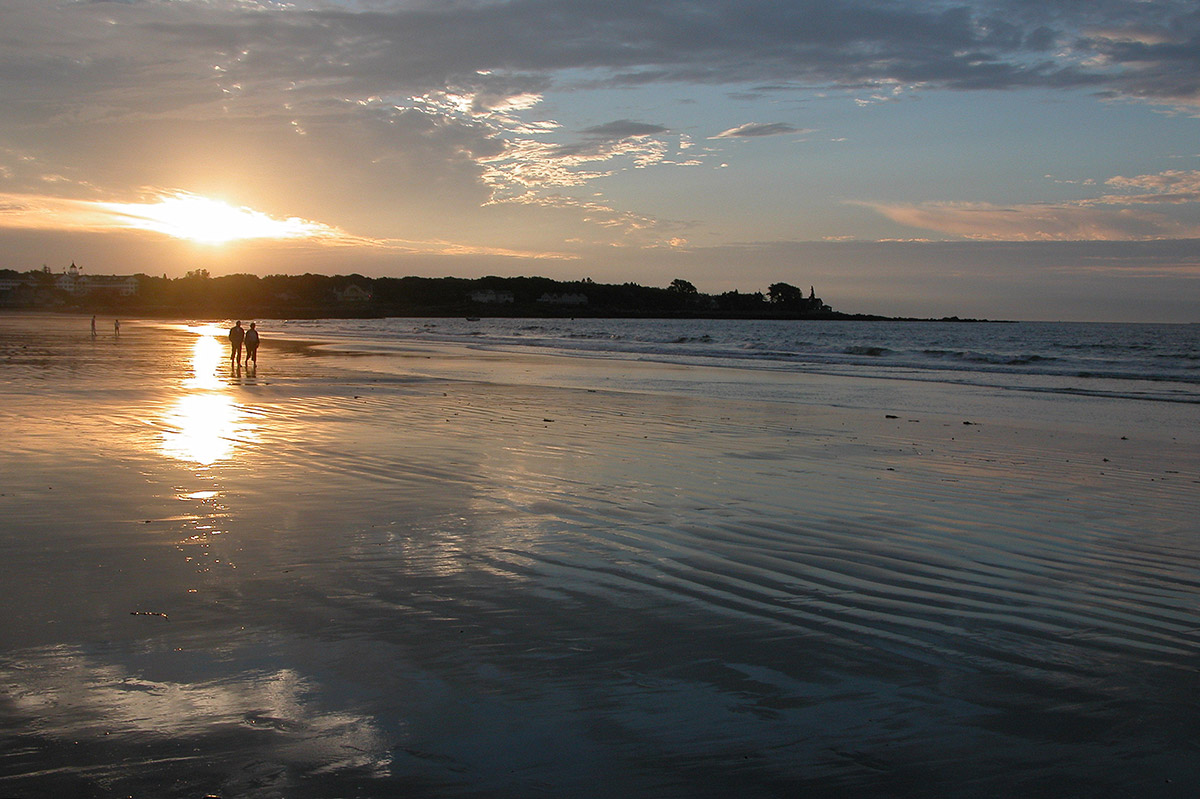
1 0 1198 321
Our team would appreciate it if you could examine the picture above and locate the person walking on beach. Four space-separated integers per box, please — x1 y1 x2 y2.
90 315 97 337
114 319 120 337
228 320 245 367
245 322 260 366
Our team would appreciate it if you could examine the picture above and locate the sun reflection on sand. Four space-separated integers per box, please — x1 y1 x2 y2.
160 330 255 465
161 394 242 465
185 331 225 390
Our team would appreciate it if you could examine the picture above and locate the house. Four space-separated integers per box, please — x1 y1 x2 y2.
335 284 372 302
87 275 139 297
469 289 515 304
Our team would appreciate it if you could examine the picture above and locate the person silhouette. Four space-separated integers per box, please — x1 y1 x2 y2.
245 322 260 366
228 320 245 367
114 319 120 337
91 315 97 337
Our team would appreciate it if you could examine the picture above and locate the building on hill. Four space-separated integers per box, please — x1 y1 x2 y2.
54 263 138 297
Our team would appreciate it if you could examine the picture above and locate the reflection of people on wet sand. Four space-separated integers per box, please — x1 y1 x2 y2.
245 322 260 365
228 320 245 367
91 315 97 337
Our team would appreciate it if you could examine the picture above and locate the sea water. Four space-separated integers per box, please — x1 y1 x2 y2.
270 317 1199 432
272 318 1199 400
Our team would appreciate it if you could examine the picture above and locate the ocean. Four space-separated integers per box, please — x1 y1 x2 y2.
269 317 1200 427
272 317 1199 396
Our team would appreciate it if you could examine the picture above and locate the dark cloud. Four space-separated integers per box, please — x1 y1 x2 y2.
579 120 669 139
7 0 1200 126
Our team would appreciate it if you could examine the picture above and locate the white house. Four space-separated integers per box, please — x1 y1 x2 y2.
87 275 139 296
335 284 372 302
469 289 515 304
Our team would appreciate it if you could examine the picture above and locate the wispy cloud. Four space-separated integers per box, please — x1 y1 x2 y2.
860 167 1200 241
0 189 574 258
863 200 1200 241
0 191 342 242
711 122 811 139
1094 170 1200 205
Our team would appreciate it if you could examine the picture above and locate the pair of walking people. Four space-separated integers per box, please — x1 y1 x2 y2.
228 320 261 367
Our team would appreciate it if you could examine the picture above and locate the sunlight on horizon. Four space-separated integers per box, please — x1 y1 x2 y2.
100 192 335 245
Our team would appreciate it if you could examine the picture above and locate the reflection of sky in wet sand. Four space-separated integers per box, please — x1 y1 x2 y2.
160 330 256 466
0 645 392 784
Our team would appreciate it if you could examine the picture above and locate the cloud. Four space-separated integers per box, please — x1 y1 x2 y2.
711 122 810 138
859 167 1200 241
509 118 675 177
0 189 576 258
862 200 1200 241
6 1 1200 130
579 120 669 139
0 190 344 241
1096 170 1200 204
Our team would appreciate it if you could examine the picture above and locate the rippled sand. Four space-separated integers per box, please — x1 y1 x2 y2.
1 313 1198 798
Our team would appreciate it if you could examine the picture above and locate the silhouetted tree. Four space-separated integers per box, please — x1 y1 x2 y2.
767 282 805 305
717 290 766 312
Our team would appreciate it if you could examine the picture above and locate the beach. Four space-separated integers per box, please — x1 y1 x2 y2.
1 312 1198 798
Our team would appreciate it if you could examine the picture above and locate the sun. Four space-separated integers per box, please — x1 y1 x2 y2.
100 192 334 245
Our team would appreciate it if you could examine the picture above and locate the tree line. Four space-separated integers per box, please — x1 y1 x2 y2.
0 268 852 319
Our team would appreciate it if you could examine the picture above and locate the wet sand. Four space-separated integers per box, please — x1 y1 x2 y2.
1 312 1198 798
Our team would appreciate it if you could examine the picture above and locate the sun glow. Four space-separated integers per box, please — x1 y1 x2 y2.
100 192 335 244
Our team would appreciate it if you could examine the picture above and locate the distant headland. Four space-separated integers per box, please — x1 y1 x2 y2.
0 264 977 321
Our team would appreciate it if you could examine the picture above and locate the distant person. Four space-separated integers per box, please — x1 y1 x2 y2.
228 320 245 367
91 315 97 337
114 319 120 337
245 322 260 365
